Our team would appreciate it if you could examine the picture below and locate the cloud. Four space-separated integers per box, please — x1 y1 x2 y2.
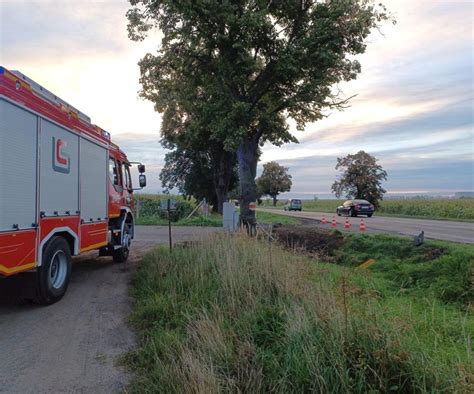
263 152 473 197
0 1 129 61
113 133 166 193
0 0 472 196
262 0 474 196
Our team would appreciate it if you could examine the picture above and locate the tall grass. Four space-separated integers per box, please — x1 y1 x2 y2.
336 234 474 306
125 234 473 392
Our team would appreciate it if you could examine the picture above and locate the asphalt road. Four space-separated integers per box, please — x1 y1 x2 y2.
259 208 474 244
0 225 221 394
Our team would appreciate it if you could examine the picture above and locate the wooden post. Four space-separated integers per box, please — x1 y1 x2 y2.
168 198 172 251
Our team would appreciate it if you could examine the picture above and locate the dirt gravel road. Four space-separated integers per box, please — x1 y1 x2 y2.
259 208 474 244
0 225 221 394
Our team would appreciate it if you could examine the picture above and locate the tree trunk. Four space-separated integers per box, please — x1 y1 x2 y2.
213 150 234 214
211 195 219 213
272 195 277 206
237 136 259 233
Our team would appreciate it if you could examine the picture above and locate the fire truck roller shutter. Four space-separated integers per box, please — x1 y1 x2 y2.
80 138 107 222
0 99 38 231
39 119 79 217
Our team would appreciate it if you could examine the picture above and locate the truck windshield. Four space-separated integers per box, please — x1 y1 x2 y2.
109 158 119 185
122 163 132 189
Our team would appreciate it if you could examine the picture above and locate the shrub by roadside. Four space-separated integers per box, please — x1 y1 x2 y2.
124 233 473 392
135 194 195 223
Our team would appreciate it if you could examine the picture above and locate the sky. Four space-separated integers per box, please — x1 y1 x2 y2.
1 0 473 198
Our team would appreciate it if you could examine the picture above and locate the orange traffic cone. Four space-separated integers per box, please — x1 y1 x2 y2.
359 219 366 232
332 216 337 227
321 215 327 224
344 217 351 230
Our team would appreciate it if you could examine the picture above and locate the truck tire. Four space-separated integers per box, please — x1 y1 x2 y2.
113 224 131 263
34 236 72 305
113 247 129 263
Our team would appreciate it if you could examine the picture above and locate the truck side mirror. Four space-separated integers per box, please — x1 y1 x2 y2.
139 174 147 188
138 164 146 173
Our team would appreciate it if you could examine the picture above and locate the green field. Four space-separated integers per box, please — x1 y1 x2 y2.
261 198 474 221
124 231 473 392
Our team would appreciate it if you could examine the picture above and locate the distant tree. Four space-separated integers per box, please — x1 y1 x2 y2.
331 151 387 207
256 162 292 206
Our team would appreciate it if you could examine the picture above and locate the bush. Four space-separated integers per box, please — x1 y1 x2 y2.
135 194 195 222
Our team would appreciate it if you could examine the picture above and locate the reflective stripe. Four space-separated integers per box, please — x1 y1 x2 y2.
0 261 36 275
80 241 107 253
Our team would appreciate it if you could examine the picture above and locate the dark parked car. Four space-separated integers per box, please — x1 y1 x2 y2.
336 199 375 217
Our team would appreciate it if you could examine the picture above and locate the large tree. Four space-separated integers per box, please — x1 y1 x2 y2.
256 161 292 206
127 0 390 229
160 143 238 213
331 150 387 207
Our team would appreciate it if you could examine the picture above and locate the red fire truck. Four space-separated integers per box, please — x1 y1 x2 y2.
0 66 146 304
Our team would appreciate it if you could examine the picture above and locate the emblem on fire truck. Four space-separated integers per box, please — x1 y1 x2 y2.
52 137 71 174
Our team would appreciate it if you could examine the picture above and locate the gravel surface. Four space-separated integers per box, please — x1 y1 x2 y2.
0 225 221 394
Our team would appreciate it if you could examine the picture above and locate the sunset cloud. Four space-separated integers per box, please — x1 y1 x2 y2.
1 0 472 196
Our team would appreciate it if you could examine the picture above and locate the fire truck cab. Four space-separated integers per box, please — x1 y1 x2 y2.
0 66 146 304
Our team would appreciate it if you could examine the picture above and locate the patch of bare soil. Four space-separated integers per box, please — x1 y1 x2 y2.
421 246 446 261
273 225 345 259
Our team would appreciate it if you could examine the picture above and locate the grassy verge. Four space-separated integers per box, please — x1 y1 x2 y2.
256 210 299 225
124 232 473 392
336 234 473 306
136 210 298 227
136 214 222 227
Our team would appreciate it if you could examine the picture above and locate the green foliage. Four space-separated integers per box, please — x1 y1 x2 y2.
256 211 298 226
256 161 292 205
127 0 391 222
135 194 194 222
337 234 474 306
376 198 474 220
125 234 473 392
332 151 387 207
160 145 238 213
159 147 217 203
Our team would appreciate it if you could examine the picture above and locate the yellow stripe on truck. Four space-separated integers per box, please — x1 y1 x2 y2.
0 261 36 275
80 241 108 253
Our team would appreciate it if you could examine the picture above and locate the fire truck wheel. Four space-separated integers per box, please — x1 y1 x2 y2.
113 246 129 263
113 224 131 263
34 236 72 305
